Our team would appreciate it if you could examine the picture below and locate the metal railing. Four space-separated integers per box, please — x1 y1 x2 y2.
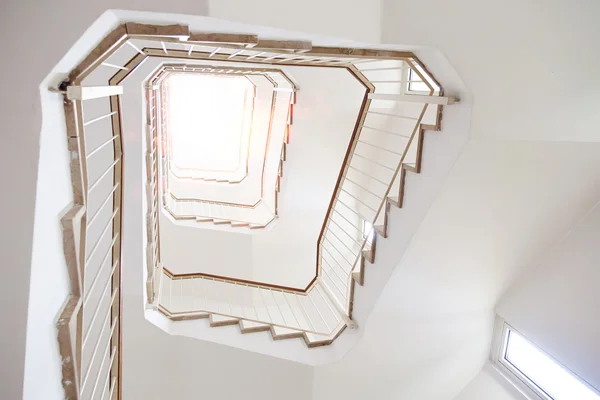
154 68 294 226
318 58 441 314
55 25 450 369
158 270 348 337
59 85 124 399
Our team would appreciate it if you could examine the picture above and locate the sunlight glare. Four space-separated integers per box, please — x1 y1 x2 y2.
166 73 252 172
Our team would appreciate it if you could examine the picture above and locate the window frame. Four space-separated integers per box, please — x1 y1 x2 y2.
490 317 600 400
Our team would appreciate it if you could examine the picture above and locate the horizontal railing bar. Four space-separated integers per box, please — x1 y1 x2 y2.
370 79 424 83
89 344 117 400
85 208 119 265
67 86 123 101
294 294 317 332
126 41 146 56
308 292 331 333
83 237 118 304
335 199 371 222
369 92 457 105
83 111 117 127
101 62 129 71
344 176 385 199
282 291 302 329
328 218 363 247
86 135 119 158
359 66 409 71
82 270 118 349
348 165 390 186
351 152 396 171
323 238 355 267
362 124 411 138
332 209 363 232
246 51 265 60
81 314 118 390
316 282 344 324
84 259 119 308
99 373 114 400
322 245 353 272
108 376 117 400
88 158 120 192
263 53 283 61
321 267 346 299
326 225 360 255
87 183 120 227
357 139 404 155
160 282 329 334
340 188 378 212
367 110 418 120
322 258 348 289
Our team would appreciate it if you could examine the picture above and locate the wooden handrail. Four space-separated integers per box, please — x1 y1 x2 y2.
58 25 448 366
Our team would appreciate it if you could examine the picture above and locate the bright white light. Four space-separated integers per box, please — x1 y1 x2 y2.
505 330 600 400
165 73 253 172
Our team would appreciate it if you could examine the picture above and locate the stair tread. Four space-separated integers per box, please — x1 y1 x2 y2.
240 320 271 333
272 326 304 339
210 314 239 327
374 224 387 238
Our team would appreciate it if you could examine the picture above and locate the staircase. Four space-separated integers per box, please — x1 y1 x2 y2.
154 66 296 228
56 22 456 398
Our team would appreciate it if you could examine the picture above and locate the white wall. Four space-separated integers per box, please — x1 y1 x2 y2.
1 4 209 399
208 0 383 44
454 364 525 400
497 201 600 392
22 90 73 400
382 0 600 143
123 295 314 400
251 65 365 288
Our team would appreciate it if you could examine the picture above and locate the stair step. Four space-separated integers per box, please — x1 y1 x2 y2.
352 270 364 286
403 162 418 172
240 320 271 334
209 314 239 327
304 332 333 348
230 221 250 227
170 312 209 322
271 326 304 340
212 219 230 225
387 196 400 208
374 224 387 238
362 248 375 264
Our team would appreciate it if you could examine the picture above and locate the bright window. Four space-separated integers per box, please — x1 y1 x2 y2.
496 324 599 400
164 73 253 172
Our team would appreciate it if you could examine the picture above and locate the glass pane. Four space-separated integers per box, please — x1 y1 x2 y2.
505 330 600 400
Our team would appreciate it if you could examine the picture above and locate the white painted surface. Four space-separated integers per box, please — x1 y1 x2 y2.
155 64 365 288
22 90 73 400
208 0 382 43
497 201 600 392
160 214 255 278
124 296 314 400
12 3 600 400
382 0 600 143
454 364 525 400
